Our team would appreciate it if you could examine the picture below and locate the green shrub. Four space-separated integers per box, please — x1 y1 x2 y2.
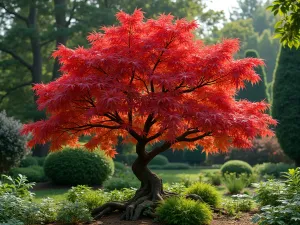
149 155 169 166
221 160 253 175
161 163 191 170
253 180 284 207
222 194 254 216
35 157 46 167
254 163 294 178
115 154 137 165
148 165 163 170
107 188 136 202
222 173 249 194
66 185 107 211
207 172 222 186
19 157 38 168
44 147 114 185
103 177 139 191
185 182 221 208
56 201 92 224
156 196 213 225
0 111 28 173
10 166 47 183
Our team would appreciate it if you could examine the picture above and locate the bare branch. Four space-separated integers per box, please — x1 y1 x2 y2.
0 47 32 71
40 39 55 47
65 0 78 27
0 82 32 104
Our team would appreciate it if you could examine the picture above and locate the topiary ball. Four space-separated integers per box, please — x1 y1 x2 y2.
221 160 253 176
149 155 169 166
185 182 221 208
156 196 213 225
44 147 114 185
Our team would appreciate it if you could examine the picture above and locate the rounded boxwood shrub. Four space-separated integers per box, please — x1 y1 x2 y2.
20 156 38 167
44 147 114 185
221 160 253 176
0 111 28 173
9 165 47 182
149 155 169 166
185 182 221 208
156 196 213 225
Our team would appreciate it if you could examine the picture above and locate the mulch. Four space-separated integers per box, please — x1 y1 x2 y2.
88 212 256 225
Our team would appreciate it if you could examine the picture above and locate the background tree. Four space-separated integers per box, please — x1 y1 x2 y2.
237 49 269 102
22 10 276 220
272 46 300 166
268 0 300 48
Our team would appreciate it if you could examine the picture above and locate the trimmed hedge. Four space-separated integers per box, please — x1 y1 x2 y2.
20 156 38 167
221 160 253 175
9 165 48 182
162 163 191 170
149 155 169 166
44 148 114 185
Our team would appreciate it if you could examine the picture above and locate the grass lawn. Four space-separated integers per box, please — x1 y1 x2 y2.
33 167 219 202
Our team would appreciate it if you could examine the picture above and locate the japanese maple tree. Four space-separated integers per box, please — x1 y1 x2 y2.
22 9 276 220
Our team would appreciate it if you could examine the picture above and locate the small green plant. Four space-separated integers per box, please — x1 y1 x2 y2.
156 196 213 225
222 194 254 216
56 201 92 224
185 182 221 208
207 172 222 186
180 176 195 187
221 160 253 175
222 173 249 194
107 188 136 202
254 163 294 178
253 180 284 207
0 174 34 199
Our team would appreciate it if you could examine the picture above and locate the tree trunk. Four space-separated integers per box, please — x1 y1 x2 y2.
52 0 68 80
92 144 170 221
28 2 49 157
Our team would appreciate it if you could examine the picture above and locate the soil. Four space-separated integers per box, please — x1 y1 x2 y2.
86 212 256 225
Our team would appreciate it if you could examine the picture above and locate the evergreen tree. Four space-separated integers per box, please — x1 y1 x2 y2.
272 46 300 166
237 50 269 102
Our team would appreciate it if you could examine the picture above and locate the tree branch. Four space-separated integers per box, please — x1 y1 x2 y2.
65 0 78 27
0 47 32 71
0 82 32 104
40 39 55 47
0 3 28 24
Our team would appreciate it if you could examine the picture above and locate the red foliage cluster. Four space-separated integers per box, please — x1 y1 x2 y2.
22 10 276 157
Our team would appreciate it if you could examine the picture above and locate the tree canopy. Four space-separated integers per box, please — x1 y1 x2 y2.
22 10 276 158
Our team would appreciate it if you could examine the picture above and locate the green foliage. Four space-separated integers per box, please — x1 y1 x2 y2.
161 163 191 170
156 196 213 225
222 194 254 216
10 166 47 183
44 147 114 185
56 201 92 224
237 49 269 102
207 172 222 186
222 173 249 194
35 157 46 166
252 168 300 224
272 46 300 166
0 111 28 173
103 177 139 191
0 174 34 199
114 153 137 165
163 183 187 194
268 0 300 48
221 160 253 175
149 155 169 166
185 182 221 208
0 193 57 225
254 162 294 178
183 147 206 165
114 161 127 172
253 180 285 207
107 188 136 202
19 156 38 168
